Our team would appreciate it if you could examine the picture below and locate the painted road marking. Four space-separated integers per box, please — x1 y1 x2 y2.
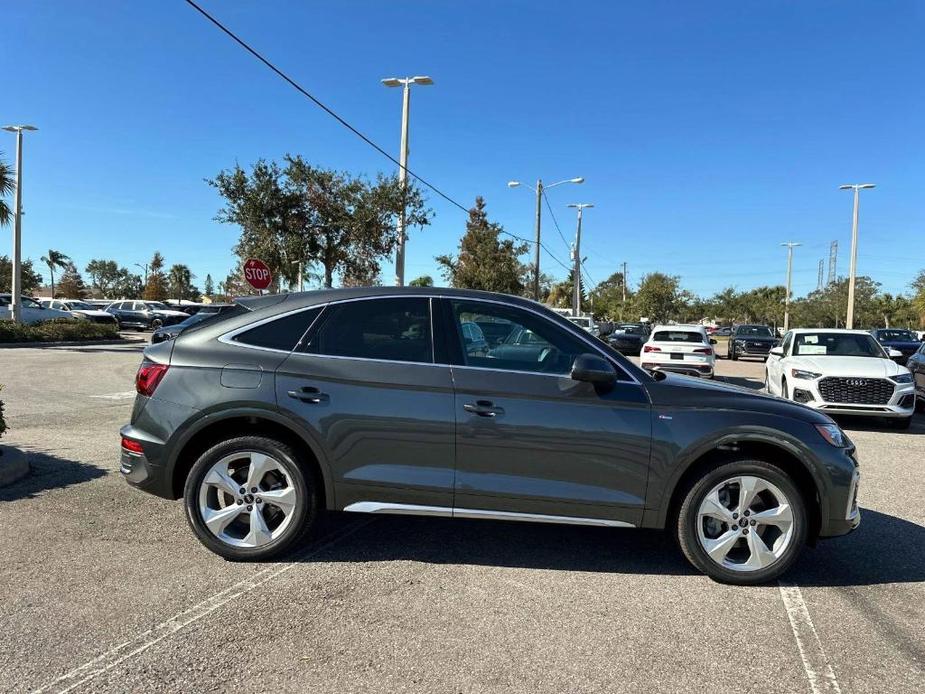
779 582 842 694
34 519 374 694
88 391 136 400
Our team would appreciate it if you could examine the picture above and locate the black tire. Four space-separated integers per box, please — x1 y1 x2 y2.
676 460 808 585
183 435 318 561
729 347 738 361
915 395 924 413
150 318 163 330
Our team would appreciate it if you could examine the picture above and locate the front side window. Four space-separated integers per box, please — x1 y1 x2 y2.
307 298 432 364
450 300 592 376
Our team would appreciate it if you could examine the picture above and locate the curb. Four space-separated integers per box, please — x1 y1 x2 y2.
0 445 29 487
0 338 135 349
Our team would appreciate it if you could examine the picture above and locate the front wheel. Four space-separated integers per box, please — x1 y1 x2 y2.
676 461 808 584
184 436 318 560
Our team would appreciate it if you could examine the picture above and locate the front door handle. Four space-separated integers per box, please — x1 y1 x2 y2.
287 386 329 404
463 400 504 417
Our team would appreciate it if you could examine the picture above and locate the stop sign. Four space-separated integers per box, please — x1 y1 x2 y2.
243 258 272 290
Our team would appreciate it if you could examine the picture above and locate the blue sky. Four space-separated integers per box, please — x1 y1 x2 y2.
3 0 923 298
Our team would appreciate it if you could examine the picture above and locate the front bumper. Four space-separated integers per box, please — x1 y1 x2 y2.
731 341 773 358
820 467 861 538
791 379 915 417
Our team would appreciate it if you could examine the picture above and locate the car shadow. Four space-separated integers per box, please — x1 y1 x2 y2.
0 449 107 501
719 375 765 391
833 413 925 435
286 507 925 586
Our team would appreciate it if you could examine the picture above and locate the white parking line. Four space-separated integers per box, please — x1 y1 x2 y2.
88 391 136 400
33 519 374 694
779 582 842 694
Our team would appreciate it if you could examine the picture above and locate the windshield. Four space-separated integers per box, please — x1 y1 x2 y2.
68 301 94 310
793 332 885 358
145 302 170 310
568 317 591 327
22 296 42 309
652 330 705 343
617 324 644 335
877 329 917 342
735 325 773 337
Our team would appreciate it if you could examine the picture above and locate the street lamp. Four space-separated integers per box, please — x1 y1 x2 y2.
508 176 584 301
381 75 433 287
2 124 38 323
567 203 594 316
839 183 876 329
781 242 802 332
134 262 149 288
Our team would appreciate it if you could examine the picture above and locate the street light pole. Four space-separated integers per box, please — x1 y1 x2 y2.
568 203 593 316
3 124 37 323
134 262 149 287
508 176 584 302
781 241 802 332
382 76 433 287
839 183 876 329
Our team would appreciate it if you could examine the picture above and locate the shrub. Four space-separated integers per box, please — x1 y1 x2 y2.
0 318 120 344
0 385 6 440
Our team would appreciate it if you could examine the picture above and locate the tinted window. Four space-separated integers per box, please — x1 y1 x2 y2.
735 325 773 337
793 332 884 358
308 298 432 363
234 307 321 352
652 330 705 343
451 300 593 376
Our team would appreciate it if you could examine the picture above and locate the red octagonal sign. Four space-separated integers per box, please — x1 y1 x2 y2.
243 258 272 290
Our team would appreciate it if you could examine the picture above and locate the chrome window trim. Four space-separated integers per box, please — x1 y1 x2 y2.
344 501 634 528
217 292 642 385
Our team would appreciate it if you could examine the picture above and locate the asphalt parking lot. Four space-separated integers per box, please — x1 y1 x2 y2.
1 343 923 693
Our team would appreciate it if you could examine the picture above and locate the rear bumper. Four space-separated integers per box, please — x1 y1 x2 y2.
641 362 714 378
120 424 173 498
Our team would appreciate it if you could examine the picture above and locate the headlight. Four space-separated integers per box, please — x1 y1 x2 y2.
815 423 848 447
890 373 913 384
791 368 821 380
735 339 746 345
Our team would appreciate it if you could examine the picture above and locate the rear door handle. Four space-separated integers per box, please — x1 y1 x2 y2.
463 400 504 417
287 386 329 404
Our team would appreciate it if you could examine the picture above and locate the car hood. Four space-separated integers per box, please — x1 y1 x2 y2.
789 355 907 378
645 372 832 424
73 309 113 318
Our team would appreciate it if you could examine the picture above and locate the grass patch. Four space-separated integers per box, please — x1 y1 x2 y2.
0 319 121 344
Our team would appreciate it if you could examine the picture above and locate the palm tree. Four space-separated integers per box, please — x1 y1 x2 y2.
168 264 193 302
0 152 14 227
41 249 71 298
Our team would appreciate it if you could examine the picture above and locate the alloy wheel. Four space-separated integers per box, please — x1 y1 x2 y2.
696 475 795 572
197 451 299 548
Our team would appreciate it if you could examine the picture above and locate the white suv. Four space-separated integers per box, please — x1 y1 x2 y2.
0 294 76 324
640 324 716 378
765 328 915 429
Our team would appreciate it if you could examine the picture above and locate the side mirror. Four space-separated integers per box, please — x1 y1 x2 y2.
769 346 784 357
888 348 903 359
571 353 617 386
709 338 717 345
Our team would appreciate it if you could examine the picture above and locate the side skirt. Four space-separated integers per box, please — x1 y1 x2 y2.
343 501 635 528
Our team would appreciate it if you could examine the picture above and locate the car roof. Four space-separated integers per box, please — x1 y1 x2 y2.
650 324 706 331
788 328 876 335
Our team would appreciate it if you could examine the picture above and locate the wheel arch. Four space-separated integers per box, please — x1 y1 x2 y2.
166 408 335 509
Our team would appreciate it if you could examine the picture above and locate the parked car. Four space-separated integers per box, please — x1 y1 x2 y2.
459 320 489 356
106 300 189 331
40 299 119 325
727 324 777 361
0 294 76 324
906 342 925 411
120 287 861 585
566 314 600 337
640 324 717 378
869 328 921 366
607 323 649 356
150 304 241 343
765 329 915 429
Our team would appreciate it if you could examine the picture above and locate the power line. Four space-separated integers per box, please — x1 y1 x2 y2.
540 188 572 253
184 0 574 276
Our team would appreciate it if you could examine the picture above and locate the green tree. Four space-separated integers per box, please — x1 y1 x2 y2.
112 269 143 299
409 275 434 287
436 196 527 295
588 271 631 320
634 272 689 323
41 249 71 298
911 270 925 327
55 263 89 299
203 273 214 299
143 252 168 301
168 264 198 301
85 259 121 298
0 152 13 227
0 255 43 294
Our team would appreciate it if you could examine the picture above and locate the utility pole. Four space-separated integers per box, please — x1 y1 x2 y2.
817 259 824 291
2 124 37 323
622 261 627 321
567 203 593 316
827 240 838 285
839 183 875 329
381 76 433 286
134 263 149 287
781 242 802 332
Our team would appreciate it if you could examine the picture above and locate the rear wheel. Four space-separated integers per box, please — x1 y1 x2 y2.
677 460 807 584
150 318 163 330
184 435 318 560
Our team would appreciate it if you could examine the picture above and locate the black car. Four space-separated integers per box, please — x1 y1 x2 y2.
106 300 190 331
120 287 859 585
150 304 240 343
870 328 921 365
608 323 649 355
727 325 777 361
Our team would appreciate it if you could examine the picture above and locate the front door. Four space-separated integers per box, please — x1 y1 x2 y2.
441 298 651 527
276 296 456 511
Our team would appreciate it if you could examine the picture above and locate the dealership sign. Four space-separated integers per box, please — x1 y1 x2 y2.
243 258 272 290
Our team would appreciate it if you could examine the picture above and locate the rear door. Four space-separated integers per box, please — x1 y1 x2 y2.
442 298 651 527
275 297 456 511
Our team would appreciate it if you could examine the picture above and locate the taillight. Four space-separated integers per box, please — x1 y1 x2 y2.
643 345 661 353
136 362 169 396
694 347 713 355
121 436 144 454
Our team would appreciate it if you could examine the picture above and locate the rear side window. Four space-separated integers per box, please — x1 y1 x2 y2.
307 297 433 364
233 307 322 352
652 331 705 343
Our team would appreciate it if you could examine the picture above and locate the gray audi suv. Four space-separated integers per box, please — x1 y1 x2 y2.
120 287 860 584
